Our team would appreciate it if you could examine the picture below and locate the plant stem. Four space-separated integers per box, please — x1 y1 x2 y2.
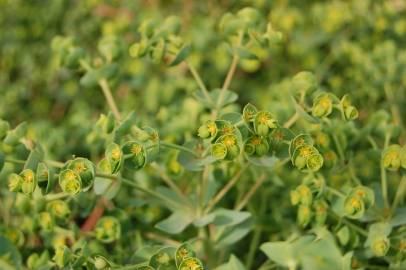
160 141 199 157
45 160 64 168
283 112 299 129
204 164 249 214
332 133 345 162
329 212 368 237
4 158 25 165
381 131 391 209
214 31 243 118
326 186 346 198
235 173 266 211
120 178 183 209
98 78 122 122
44 192 70 201
391 176 406 215
245 190 267 269
150 162 187 201
185 60 213 104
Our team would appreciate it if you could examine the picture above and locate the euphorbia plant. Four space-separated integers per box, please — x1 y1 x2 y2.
1 2 406 270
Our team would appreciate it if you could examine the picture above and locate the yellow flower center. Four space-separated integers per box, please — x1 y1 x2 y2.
223 136 235 146
74 162 86 172
111 149 121 160
131 144 142 155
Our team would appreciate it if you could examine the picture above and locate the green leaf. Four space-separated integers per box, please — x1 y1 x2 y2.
235 46 258 60
214 254 246 270
0 236 22 269
0 151 4 172
93 177 121 200
155 211 194 234
194 209 251 227
216 218 254 248
245 155 279 168
169 44 191 66
260 241 297 268
194 88 238 109
178 140 216 171
114 111 138 142
24 144 44 171
289 95 319 124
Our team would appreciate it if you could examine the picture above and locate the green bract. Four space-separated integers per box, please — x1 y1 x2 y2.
382 144 402 171
47 200 70 221
20 169 37 194
312 93 334 118
95 216 121 243
122 141 147 170
254 111 277 136
59 169 82 195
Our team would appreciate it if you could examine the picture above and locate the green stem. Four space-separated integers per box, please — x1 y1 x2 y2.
98 78 122 122
4 158 25 165
120 178 183 209
391 176 406 215
160 141 199 157
329 212 368 237
326 186 346 198
332 133 345 162
381 131 391 209
235 173 266 211
185 61 213 104
44 192 70 201
204 164 249 214
283 112 299 129
150 162 188 202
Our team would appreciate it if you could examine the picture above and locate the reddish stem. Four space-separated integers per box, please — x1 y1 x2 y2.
81 197 106 232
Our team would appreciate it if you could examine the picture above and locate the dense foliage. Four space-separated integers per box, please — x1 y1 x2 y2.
1 0 406 269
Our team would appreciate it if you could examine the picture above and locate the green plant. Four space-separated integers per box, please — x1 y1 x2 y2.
1 1 406 270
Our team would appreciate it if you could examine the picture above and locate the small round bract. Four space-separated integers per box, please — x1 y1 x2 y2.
95 216 121 243
59 169 82 195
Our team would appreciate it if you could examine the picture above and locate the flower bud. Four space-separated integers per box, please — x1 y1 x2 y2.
382 144 401 171
122 141 146 170
53 245 72 268
237 7 261 28
312 93 333 118
243 103 258 123
296 184 313 206
39 212 54 231
211 143 227 160
292 71 316 94
198 120 217 140
289 134 314 157
94 255 110 270
217 134 240 160
20 169 37 195
98 36 123 62
47 200 70 221
105 143 123 174
66 158 95 189
59 169 82 195
0 118 10 139
344 106 358 120
27 253 40 269
350 186 375 209
8 173 22 192
314 200 328 226
95 216 121 243
178 257 204 270
297 204 312 228
398 144 406 169
371 236 390 257
290 189 300 205
344 195 365 219
129 39 149 58
4 122 27 146
4 228 25 247
244 135 270 157
36 162 53 194
306 153 324 172
151 38 166 64
176 244 196 267
254 111 277 136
